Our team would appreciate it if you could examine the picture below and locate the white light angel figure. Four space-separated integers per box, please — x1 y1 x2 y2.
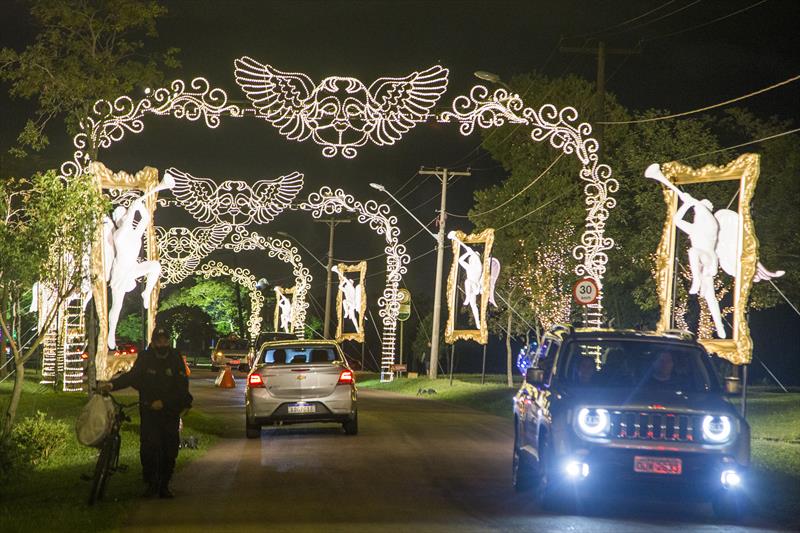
645 163 785 339
333 266 362 333
106 173 174 349
274 286 293 334
448 231 485 328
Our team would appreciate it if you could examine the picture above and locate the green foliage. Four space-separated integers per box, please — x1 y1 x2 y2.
410 310 444 364
11 411 70 467
304 314 323 339
157 304 215 354
116 312 143 343
0 0 180 157
159 278 241 336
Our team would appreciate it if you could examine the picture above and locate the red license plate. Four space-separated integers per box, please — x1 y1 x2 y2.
634 456 682 475
230 359 240 365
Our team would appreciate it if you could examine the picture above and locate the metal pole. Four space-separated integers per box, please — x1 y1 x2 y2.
324 221 335 339
481 344 487 385
360 340 365 371
140 279 147 351
449 343 455 386
399 320 404 367
429 169 448 379
741 365 748 418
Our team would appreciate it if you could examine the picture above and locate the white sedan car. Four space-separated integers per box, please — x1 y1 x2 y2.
245 340 358 438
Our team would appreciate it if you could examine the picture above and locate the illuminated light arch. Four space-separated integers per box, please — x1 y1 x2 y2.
440 86 617 326
196 260 264 340
156 224 233 285
298 186 410 382
223 227 312 338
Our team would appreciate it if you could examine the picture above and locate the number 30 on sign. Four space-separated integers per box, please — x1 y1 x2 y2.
572 278 599 306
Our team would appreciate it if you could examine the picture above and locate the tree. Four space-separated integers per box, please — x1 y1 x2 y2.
0 0 179 157
0 171 107 440
156 304 215 356
159 278 242 336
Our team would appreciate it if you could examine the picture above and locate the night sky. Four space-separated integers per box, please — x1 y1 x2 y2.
2 1 798 373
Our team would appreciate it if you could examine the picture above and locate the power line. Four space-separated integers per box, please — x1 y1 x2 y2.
566 1 677 39
366 247 438 279
644 0 770 42
680 127 800 161
599 73 800 125
448 153 565 218
332 216 436 263
496 187 577 231
604 0 704 37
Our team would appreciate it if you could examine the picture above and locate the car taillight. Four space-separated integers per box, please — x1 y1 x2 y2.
81 352 89 360
248 373 265 388
338 369 354 385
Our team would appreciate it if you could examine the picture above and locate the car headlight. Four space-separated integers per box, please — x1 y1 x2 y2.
702 415 732 443
576 408 610 437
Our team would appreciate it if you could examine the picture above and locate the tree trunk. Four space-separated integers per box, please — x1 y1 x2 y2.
2 354 26 443
506 309 513 387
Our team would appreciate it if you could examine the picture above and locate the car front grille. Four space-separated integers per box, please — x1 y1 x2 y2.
611 410 699 442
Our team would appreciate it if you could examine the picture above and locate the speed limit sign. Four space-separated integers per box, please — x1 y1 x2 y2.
572 278 599 306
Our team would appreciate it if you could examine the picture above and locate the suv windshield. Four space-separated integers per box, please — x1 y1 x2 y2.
217 339 249 351
561 339 717 393
261 345 341 365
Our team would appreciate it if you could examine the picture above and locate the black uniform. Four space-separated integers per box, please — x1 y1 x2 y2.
112 345 192 490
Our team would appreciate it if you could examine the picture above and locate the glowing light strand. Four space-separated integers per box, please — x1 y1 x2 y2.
196 260 264 340
156 224 233 285
298 187 409 381
440 85 618 327
224 227 312 338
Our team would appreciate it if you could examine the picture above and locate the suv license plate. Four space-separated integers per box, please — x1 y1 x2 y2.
634 456 682 475
230 359 240 365
288 404 315 414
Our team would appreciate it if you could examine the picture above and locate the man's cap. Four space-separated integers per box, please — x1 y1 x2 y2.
153 327 169 339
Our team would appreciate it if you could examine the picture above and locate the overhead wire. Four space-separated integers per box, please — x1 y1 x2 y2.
680 127 800 161
603 0 704 37
365 247 438 279
598 74 800 125
644 0 770 42
565 0 677 39
332 215 437 263
495 186 578 232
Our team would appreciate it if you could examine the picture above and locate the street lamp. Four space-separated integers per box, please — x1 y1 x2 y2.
276 231 327 269
369 183 436 240
474 70 511 90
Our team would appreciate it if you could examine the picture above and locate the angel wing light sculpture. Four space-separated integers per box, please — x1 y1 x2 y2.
234 57 449 158
156 224 233 285
165 167 303 226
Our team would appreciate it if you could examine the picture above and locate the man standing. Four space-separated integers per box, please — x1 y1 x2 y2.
99 326 192 498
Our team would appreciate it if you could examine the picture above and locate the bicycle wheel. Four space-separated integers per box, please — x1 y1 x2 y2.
88 436 114 505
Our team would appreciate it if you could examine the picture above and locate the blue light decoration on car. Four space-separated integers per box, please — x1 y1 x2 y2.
516 342 538 375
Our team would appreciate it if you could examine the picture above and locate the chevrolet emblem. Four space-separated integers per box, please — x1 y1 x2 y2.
296 374 307 381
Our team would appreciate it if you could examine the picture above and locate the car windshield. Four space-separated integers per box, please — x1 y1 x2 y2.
561 339 717 393
217 339 249 351
261 345 340 365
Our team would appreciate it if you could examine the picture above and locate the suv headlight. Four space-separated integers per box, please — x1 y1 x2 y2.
702 415 732 443
576 408 610 437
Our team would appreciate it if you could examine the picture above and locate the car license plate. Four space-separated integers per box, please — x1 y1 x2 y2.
288 404 315 414
634 456 682 475
230 359 240 365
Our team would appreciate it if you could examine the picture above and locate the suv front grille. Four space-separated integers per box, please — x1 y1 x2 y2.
611 411 699 442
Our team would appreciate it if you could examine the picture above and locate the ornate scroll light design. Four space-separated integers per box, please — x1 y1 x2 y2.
61 77 241 180
298 187 410 382
197 260 264 341
164 167 303 226
273 285 296 334
652 154 761 365
156 224 233 285
439 86 618 328
445 229 497 344
234 57 449 159
334 262 367 343
224 226 311 338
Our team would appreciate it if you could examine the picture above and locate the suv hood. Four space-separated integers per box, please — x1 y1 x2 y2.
560 386 735 415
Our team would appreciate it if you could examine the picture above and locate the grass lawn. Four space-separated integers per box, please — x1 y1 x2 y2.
0 376 225 533
362 374 800 527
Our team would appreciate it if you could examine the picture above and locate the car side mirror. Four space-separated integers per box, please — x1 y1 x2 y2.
724 376 742 396
526 367 544 385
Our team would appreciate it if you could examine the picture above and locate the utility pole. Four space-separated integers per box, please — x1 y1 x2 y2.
316 219 350 338
559 40 640 148
418 166 471 379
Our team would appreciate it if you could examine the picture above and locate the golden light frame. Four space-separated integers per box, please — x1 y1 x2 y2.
654 153 760 365
335 261 367 343
445 228 495 344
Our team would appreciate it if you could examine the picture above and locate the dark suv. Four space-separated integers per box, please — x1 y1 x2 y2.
512 326 749 520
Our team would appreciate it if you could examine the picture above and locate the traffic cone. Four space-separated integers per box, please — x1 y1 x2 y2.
215 366 236 388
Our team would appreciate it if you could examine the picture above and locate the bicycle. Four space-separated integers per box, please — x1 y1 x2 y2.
87 393 138 505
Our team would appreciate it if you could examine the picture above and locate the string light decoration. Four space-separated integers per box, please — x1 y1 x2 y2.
224 226 312 338
61 78 241 180
162 167 303 226
156 224 233 285
196 260 264 340
234 57 449 158
440 85 617 328
298 187 410 382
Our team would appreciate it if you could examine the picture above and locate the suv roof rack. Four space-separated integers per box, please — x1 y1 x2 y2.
662 329 696 340
550 324 574 335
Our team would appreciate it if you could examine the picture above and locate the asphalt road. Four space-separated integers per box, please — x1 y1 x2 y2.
122 370 786 533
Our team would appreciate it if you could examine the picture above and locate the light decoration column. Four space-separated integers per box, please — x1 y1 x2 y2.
224 227 312 338
439 86 618 328
299 187 410 382
196 260 264 341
